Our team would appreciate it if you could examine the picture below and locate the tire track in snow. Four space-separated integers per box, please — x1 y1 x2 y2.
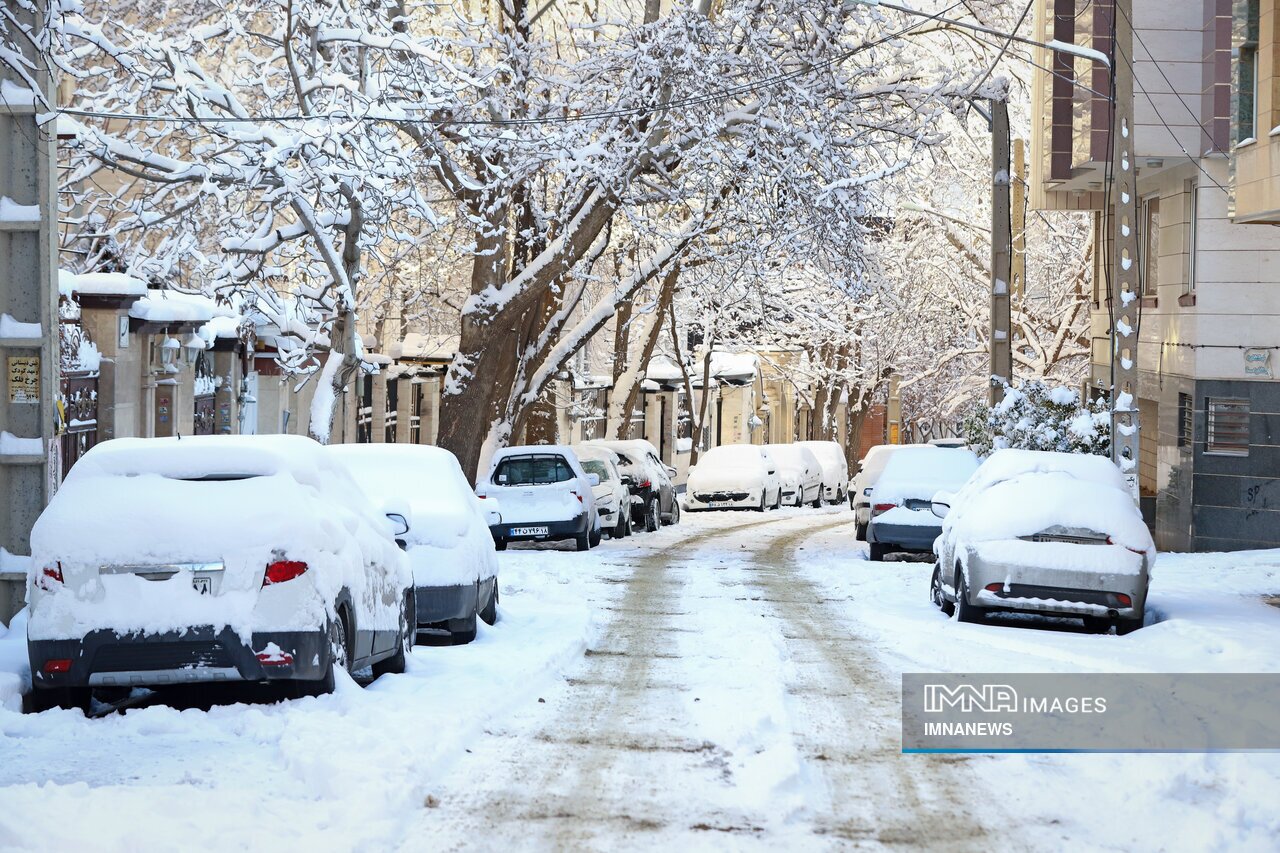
409 513 799 849
738 519 1002 849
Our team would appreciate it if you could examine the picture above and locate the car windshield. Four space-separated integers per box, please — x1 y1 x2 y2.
493 454 576 485
581 460 612 482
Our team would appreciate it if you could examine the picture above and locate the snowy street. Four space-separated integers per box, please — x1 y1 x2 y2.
4 509 1280 850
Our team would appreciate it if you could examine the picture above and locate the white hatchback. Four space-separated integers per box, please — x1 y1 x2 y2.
478 445 601 551
572 444 632 539
26 436 413 711
685 444 782 511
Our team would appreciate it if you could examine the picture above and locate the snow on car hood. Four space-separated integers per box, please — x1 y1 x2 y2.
945 470 1155 555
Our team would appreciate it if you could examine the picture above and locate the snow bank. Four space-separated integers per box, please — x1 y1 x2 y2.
0 609 29 712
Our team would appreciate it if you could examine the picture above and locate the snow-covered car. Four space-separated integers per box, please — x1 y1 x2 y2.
797 440 850 504
327 444 498 645
26 436 413 711
763 443 823 507
850 444 923 539
685 444 782 511
572 444 632 539
930 449 1155 634
867 446 978 561
478 446 601 551
586 439 679 532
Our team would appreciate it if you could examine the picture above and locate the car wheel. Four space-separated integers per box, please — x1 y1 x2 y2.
855 521 868 541
756 495 766 513
589 525 602 548
869 542 888 562
930 564 954 616
773 491 782 510
954 570 984 624
480 582 498 625
668 498 681 525
373 591 414 677
494 538 508 552
575 530 591 551
645 497 661 532
449 611 478 644
613 510 628 539
298 610 348 697
812 493 823 509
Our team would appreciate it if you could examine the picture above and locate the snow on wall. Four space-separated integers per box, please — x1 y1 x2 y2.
0 433 42 456
0 197 39 224
0 314 41 339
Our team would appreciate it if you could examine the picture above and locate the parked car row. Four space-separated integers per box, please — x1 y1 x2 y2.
476 439 681 551
26 436 502 712
851 440 1155 635
684 440 848 512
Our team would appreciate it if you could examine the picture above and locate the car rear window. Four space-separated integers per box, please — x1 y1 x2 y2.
493 454 576 485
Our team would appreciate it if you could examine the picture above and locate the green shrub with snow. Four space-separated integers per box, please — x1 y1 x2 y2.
963 381 1110 458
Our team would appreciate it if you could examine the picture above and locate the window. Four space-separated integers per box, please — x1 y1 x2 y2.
580 460 612 482
492 454 575 485
1185 183 1198 294
1236 0 1259 143
1206 397 1250 456
1177 393 1193 449
1140 195 1160 297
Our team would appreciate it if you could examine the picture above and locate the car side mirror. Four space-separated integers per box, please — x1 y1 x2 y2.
586 472 601 487
930 490 954 519
386 512 410 537
620 474 635 486
768 469 776 475
477 496 502 526
863 487 873 496
665 465 677 477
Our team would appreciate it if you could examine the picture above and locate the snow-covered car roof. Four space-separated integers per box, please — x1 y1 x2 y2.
943 454 1153 554
64 434 338 486
586 439 661 462
326 444 481 548
490 444 580 464
571 444 621 465
765 444 818 471
872 446 978 505
699 444 766 468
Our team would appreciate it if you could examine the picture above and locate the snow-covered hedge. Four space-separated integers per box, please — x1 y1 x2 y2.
963 381 1110 458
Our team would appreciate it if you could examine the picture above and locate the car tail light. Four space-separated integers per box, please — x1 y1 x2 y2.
43 659 72 674
263 559 308 586
1115 593 1132 607
873 503 896 512
36 563 63 592
1106 536 1147 556
984 583 1005 592
636 479 652 489
570 489 583 504
256 650 294 666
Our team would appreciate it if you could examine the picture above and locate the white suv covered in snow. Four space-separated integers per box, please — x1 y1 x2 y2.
328 444 499 645
930 449 1155 634
478 446 601 551
26 436 413 711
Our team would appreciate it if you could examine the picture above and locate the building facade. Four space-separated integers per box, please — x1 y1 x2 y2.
1031 0 1280 551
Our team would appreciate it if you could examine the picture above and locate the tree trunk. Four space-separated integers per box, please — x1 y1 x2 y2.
608 263 679 439
307 308 360 445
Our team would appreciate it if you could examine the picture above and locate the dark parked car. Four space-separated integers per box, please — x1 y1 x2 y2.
586 439 679 532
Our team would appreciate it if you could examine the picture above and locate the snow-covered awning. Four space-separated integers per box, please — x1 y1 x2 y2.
59 269 148 300
129 289 236 325
389 332 458 363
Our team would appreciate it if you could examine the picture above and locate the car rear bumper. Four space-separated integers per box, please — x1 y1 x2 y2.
964 550 1148 618
685 492 757 511
28 626 330 690
868 520 941 552
415 582 477 626
490 513 589 543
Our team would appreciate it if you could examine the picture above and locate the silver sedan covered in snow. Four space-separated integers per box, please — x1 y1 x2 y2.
930 449 1155 634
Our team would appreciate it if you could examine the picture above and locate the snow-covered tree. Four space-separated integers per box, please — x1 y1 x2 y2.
963 380 1110 457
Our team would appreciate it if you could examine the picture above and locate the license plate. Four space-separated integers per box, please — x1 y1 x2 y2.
511 525 549 536
192 576 211 595
710 501 732 508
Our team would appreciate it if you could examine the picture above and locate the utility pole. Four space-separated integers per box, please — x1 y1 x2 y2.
989 98 1012 405
1012 138 1028 301
0 0 59 622
1109 0 1140 498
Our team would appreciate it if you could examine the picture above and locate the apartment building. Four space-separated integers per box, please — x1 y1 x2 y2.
1031 0 1280 551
